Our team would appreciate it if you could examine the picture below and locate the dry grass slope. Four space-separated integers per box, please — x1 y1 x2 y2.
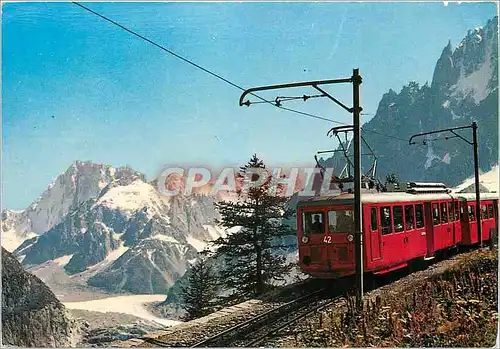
300 250 498 347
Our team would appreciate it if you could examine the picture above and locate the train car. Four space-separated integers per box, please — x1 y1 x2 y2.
457 193 498 245
297 188 498 279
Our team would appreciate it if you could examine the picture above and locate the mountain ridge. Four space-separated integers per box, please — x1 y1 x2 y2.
5 162 227 294
321 16 498 185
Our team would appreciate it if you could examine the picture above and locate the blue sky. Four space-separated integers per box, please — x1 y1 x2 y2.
2 2 497 209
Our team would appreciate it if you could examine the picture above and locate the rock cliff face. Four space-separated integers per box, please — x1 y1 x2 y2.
2 247 78 347
321 17 498 186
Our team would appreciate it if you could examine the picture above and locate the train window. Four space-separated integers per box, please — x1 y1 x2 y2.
440 203 448 224
468 206 476 221
393 206 404 232
488 204 494 219
405 205 415 230
482 206 488 219
448 202 455 221
415 204 424 228
302 212 325 235
370 207 377 231
380 206 392 235
328 210 354 233
432 204 440 225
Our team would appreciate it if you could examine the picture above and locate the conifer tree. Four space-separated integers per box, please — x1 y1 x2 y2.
385 173 401 190
385 173 399 184
212 154 294 298
179 254 218 320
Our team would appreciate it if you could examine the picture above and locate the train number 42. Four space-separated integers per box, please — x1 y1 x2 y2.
323 236 332 244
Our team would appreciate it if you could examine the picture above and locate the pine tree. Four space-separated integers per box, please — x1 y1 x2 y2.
385 172 401 188
179 254 218 320
212 154 294 298
385 173 399 184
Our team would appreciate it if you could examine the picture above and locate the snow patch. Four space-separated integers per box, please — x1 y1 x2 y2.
148 235 180 244
425 143 441 170
451 48 493 104
451 109 461 120
442 153 451 165
1 230 37 252
442 100 450 108
95 180 165 216
146 249 166 276
227 226 242 235
202 224 227 240
63 295 181 327
186 236 206 252
54 254 74 267
453 166 499 193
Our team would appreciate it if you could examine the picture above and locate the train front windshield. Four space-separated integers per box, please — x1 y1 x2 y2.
327 209 355 233
302 208 355 235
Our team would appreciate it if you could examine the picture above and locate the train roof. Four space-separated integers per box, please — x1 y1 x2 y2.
297 191 499 207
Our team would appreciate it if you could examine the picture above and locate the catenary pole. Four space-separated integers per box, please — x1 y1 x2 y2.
352 69 364 308
239 70 365 308
472 122 482 247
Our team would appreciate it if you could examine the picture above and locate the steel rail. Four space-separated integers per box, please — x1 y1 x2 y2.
191 288 328 347
243 295 343 347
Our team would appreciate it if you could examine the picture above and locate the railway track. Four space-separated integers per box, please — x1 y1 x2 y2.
191 288 330 347
231 294 343 347
142 278 350 348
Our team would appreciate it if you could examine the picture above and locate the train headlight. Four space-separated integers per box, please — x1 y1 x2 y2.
347 234 354 242
301 236 309 244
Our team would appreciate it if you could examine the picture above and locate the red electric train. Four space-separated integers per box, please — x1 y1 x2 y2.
297 183 498 278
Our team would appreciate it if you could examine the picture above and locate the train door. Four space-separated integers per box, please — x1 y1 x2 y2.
404 203 426 259
380 205 405 265
368 206 382 262
458 199 472 245
467 204 478 244
451 201 462 244
424 202 435 257
439 201 453 248
431 202 445 250
480 203 491 242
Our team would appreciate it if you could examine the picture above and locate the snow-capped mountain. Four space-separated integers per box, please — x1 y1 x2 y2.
7 162 226 294
321 17 498 186
1 161 143 252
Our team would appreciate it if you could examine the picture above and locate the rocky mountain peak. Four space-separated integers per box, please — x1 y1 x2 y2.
2 161 146 252
431 39 458 90
10 164 228 294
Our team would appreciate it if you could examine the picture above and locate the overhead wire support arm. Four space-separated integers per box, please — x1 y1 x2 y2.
327 125 354 136
449 130 473 145
239 77 352 106
408 124 473 145
408 122 482 247
312 85 353 113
